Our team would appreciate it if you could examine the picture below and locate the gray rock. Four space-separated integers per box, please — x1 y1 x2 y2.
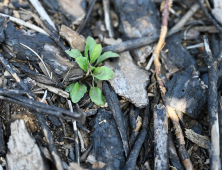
6 120 46 170
105 51 150 108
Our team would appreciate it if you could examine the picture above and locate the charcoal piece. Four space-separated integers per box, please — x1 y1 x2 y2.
112 0 161 63
69 149 75 162
165 66 207 118
47 115 60 127
80 144 93 163
211 35 222 88
91 109 125 170
129 104 136 130
135 107 140 119
0 118 6 156
129 131 139 149
200 73 208 86
161 34 197 71
41 0 59 11
11 1 29 9
0 17 6 44
1 18 84 79
105 51 150 108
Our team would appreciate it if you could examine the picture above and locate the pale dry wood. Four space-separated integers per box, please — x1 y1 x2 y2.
60 25 86 52
154 104 168 170
168 3 200 35
0 13 48 35
103 0 114 38
29 0 56 30
185 129 209 149
35 82 69 98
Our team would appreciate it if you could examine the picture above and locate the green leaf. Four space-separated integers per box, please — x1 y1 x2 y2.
93 66 114 80
66 49 82 59
65 83 75 92
89 86 105 106
70 82 87 103
84 36 97 58
90 44 102 63
76 57 89 71
96 51 119 65
94 77 99 84
90 65 96 71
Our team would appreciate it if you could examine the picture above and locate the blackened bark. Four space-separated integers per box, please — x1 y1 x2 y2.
124 128 147 170
0 118 6 156
102 81 129 157
168 133 183 170
204 35 221 169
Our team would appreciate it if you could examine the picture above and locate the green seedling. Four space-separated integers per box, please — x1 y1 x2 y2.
65 36 119 106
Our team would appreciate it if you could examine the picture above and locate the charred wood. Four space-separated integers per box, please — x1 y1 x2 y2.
204 35 221 169
168 133 183 170
102 81 129 157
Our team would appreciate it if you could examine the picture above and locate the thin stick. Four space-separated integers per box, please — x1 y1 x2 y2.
29 0 56 30
78 130 86 152
168 133 183 170
0 13 48 35
153 0 193 169
76 0 97 33
103 0 114 38
36 112 64 170
153 0 171 97
20 43 51 77
103 81 129 157
124 103 150 170
0 53 29 91
35 82 69 98
198 0 222 35
168 3 200 34
68 100 80 165
30 13 71 60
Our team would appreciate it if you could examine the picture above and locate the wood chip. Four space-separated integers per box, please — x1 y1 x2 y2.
185 129 210 149
60 25 86 52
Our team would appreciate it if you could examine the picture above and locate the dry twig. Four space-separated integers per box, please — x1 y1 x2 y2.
29 0 56 30
153 0 193 169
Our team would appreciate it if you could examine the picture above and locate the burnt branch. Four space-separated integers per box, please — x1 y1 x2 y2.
204 35 221 169
168 133 183 170
198 0 222 36
102 81 129 157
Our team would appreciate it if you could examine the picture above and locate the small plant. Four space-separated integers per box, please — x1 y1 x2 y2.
65 36 119 106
